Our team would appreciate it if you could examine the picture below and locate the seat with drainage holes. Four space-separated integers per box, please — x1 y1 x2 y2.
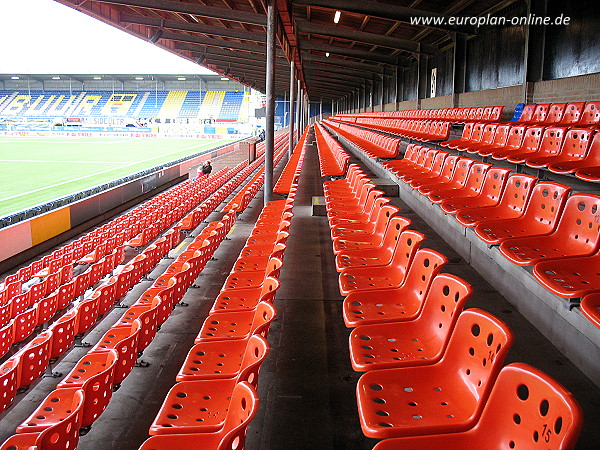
506 127 566 164
453 174 536 226
532 251 600 299
338 230 424 296
0 357 19 413
195 302 276 342
331 207 402 255
416 158 475 196
573 132 600 182
343 249 447 327
440 168 512 215
426 163 491 204
335 217 412 272
210 278 279 314
232 243 286 273
525 127 591 169
580 293 600 329
471 124 511 157
328 197 390 230
1 389 84 450
371 362 582 450
331 205 399 240
142 381 259 449
17 330 52 389
499 193 600 266
473 182 571 245
489 126 527 160
89 320 141 386
56 349 118 428
408 155 460 190
48 309 78 359
349 274 472 371
356 309 513 439
16 387 85 434
222 257 283 289
384 147 432 180
439 123 474 149
401 151 448 186
177 334 269 382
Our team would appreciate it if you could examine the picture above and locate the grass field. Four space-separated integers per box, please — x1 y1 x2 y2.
0 136 231 218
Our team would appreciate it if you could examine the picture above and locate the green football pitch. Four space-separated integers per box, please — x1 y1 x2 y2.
0 136 231 218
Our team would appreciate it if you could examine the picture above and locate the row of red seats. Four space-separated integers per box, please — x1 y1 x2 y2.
336 105 504 123
322 119 400 159
0 165 250 359
383 144 600 328
254 131 290 159
138 137 306 449
507 101 600 129
443 122 600 181
314 122 350 177
333 116 451 143
320 163 583 448
273 129 308 194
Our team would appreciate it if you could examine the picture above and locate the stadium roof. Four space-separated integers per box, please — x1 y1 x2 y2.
54 0 516 100
0 73 231 85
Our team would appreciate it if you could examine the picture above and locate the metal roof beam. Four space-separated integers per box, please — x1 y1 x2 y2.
160 31 286 57
301 52 385 73
296 19 436 55
94 0 266 26
301 41 398 65
119 13 267 43
292 0 477 34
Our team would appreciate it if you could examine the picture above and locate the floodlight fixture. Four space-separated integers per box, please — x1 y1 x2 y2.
135 76 144 80
93 76 102 80
325 52 330 57
52 76 61 80
177 77 186 81
11 76 19 80
221 77 229 81
334 11 341 23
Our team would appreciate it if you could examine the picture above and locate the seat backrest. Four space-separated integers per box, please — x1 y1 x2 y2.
250 302 277 337
517 104 537 122
461 163 492 193
473 362 583 449
559 102 585 124
476 167 512 201
416 273 472 345
479 124 498 146
468 123 486 143
18 330 52 388
559 127 593 159
0 357 19 413
217 381 260 450
531 127 567 158
448 158 476 187
544 103 566 123
577 101 600 127
460 122 474 139
520 182 572 228
390 230 425 275
442 308 514 405
435 154 461 182
379 216 412 250
238 334 270 387
427 151 449 177
517 126 545 153
578 132 600 167
550 193 600 252
495 174 537 214
503 125 527 150
530 104 550 123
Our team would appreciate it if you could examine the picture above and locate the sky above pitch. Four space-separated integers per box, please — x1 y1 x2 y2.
0 0 216 75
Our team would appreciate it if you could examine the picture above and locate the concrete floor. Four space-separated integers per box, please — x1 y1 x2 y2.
1 134 599 449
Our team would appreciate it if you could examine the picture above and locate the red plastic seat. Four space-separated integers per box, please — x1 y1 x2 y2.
1 389 84 450
195 302 276 342
17 330 52 388
473 182 571 245
343 249 447 327
440 167 512 215
537 102 567 126
489 125 527 160
580 293 600 329
463 123 498 154
399 150 446 185
328 195 390 228
427 162 491 204
453 173 535 225
574 100 600 128
371 363 583 450
532 251 600 298
56 349 118 428
142 381 259 449
17 387 85 434
90 321 141 386
356 309 513 439
506 126 565 164
332 207 401 255
546 128 595 174
520 103 550 125
408 155 460 190
439 123 474 149
349 274 472 371
454 123 486 152
232 243 286 273
573 132 600 182
331 205 399 240
335 217 412 272
338 230 424 296
417 158 475 196
0 357 19 413
211 277 279 314
176 334 269 382
499 193 600 266
114 298 160 353
223 257 283 289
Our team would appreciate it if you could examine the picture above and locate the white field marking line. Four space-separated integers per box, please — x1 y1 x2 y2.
0 141 213 202
0 159 123 164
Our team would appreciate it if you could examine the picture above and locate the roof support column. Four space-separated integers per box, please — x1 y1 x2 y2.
522 0 547 103
288 61 296 157
296 80 301 134
264 0 277 204
370 77 375 112
452 32 467 107
417 53 429 108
